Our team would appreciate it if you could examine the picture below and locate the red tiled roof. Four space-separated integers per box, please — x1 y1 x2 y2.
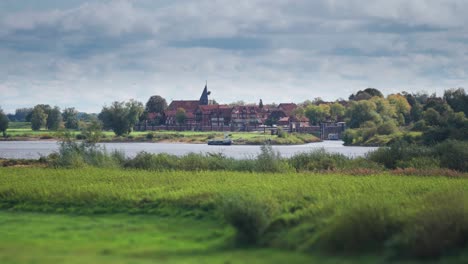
167 100 200 112
231 105 261 114
278 103 297 115
199 105 232 115
165 110 195 119
147 112 162 120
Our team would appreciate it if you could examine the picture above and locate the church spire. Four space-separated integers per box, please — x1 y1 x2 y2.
199 81 211 105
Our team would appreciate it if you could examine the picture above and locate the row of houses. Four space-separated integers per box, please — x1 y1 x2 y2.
136 85 313 132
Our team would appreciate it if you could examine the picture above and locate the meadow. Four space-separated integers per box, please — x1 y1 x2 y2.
0 167 467 263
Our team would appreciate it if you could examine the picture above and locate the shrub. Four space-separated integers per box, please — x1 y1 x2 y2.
222 194 277 246
145 133 154 140
49 141 122 169
367 141 435 169
288 149 348 171
390 191 468 259
125 152 178 170
255 144 290 173
75 134 87 140
277 127 288 138
395 156 440 169
377 122 398 135
315 203 399 253
435 140 468 172
40 134 53 140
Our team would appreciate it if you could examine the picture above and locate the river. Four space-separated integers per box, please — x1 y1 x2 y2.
0 140 378 160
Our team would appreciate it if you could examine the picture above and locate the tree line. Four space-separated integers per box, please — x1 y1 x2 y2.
1 88 467 145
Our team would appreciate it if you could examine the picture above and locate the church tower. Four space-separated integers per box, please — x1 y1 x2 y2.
199 81 211 105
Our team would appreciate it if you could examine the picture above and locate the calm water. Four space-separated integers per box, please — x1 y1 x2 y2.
0 140 378 160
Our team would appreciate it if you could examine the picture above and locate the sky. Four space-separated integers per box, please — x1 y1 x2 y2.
1 0 467 113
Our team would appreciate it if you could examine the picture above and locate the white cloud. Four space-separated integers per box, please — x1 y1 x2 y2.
0 0 467 113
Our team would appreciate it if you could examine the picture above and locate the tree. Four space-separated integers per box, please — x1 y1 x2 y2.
46 106 62 130
175 108 187 125
145 95 167 114
349 88 383 101
14 108 32 122
330 102 345 122
99 100 144 136
388 94 411 125
291 106 305 119
259 99 264 109
30 106 48 131
444 88 468 116
305 105 327 125
0 108 9 137
423 108 441 126
346 100 381 128
62 107 79 129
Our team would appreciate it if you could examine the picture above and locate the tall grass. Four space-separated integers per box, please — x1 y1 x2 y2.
0 167 467 260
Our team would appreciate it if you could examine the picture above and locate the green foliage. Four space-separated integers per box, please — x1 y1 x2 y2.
305 104 327 125
30 105 48 131
99 100 144 136
390 191 468 259
222 194 277 245
145 95 168 114
330 102 345 122
315 204 399 253
423 108 441 126
276 127 288 138
395 156 440 169
46 106 62 130
0 108 9 137
444 87 468 116
2 167 467 262
62 107 79 129
255 144 291 173
346 100 381 128
175 108 187 125
349 88 383 101
288 149 348 171
435 140 468 172
376 121 398 135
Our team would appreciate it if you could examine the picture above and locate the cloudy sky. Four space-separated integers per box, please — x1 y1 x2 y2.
1 0 467 113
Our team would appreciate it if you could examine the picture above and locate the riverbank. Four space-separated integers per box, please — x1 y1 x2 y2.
2 129 320 145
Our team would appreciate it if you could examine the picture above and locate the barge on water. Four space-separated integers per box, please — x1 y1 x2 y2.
207 134 232 145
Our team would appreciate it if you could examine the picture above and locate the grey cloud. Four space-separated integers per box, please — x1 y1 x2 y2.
0 0 467 113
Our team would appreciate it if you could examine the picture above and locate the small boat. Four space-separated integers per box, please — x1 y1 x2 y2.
208 134 232 145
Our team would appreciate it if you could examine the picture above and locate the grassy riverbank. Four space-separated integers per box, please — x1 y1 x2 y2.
0 167 467 263
2 126 320 145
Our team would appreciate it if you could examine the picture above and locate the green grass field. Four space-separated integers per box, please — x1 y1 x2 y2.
0 167 467 263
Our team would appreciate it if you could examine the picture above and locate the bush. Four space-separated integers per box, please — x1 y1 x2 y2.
390 192 468 259
288 149 349 171
125 152 178 170
367 141 435 169
145 133 154 140
255 144 290 173
395 157 440 169
315 204 399 253
49 141 123 169
222 194 277 246
277 127 288 138
75 134 87 140
377 122 398 135
435 140 468 172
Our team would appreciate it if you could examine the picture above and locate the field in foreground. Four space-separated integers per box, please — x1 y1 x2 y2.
0 168 467 263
